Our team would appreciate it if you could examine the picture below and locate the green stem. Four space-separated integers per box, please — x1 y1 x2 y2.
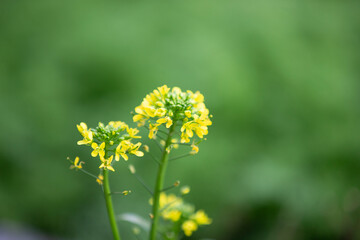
149 123 176 240
103 169 121 240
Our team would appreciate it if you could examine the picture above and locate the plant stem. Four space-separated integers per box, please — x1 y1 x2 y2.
103 169 121 240
149 123 176 240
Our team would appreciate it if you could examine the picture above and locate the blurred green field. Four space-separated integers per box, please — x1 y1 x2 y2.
1 1 360 239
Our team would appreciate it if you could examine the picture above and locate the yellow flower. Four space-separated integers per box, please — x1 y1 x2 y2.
126 127 141 139
190 144 199 155
99 155 115 171
180 122 194 143
154 108 167 117
191 210 212 225
158 85 170 97
157 116 173 128
70 157 84 169
91 142 105 158
133 85 212 142
161 193 183 210
108 121 127 130
162 210 181 222
77 122 88 134
149 193 182 209
96 174 104 185
180 132 190 143
171 139 179 149
77 122 93 145
128 142 144 157
133 113 146 127
115 140 131 161
172 87 181 95
181 186 191 195
148 123 159 139
182 220 198 237
184 110 192 118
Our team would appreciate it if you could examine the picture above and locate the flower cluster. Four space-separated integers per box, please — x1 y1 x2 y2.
76 121 143 172
149 192 212 237
69 86 213 240
133 85 212 144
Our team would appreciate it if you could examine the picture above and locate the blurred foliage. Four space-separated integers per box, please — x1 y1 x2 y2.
0 0 360 239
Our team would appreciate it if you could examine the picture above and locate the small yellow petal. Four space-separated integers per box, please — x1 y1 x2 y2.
91 150 98 157
107 165 115 172
135 151 144 157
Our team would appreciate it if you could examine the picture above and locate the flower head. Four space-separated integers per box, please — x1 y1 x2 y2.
91 142 105 158
99 155 115 171
133 85 212 145
182 220 198 237
148 191 211 236
128 142 144 157
126 127 141 139
77 122 93 145
74 121 143 172
191 210 212 225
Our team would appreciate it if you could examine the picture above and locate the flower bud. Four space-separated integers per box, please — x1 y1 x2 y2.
129 164 136 174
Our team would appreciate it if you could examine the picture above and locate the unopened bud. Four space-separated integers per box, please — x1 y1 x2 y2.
166 146 171 153
129 164 136 174
122 190 131 196
143 145 150 152
132 227 140 235
181 186 190 195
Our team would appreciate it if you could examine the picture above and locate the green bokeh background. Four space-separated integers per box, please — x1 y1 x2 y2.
1 1 360 239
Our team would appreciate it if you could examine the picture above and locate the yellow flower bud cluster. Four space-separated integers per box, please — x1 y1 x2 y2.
76 121 143 172
149 192 212 237
133 85 212 144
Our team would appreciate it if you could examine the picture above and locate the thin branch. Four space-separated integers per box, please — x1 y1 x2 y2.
111 191 131 195
154 133 166 141
148 152 161 165
161 183 179 192
79 168 99 179
169 153 193 162
132 173 153 195
175 142 192 146
153 138 164 152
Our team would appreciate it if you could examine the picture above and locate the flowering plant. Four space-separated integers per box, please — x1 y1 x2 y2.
68 85 212 240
